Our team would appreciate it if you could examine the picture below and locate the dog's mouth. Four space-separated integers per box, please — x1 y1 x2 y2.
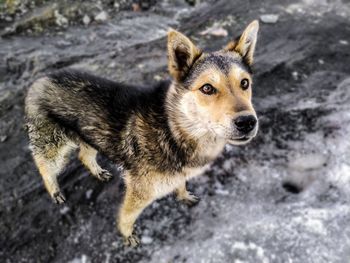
228 135 253 145
235 136 250 141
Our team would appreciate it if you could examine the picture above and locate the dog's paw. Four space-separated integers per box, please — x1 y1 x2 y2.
97 169 113 182
53 191 66 204
123 234 140 247
178 192 200 207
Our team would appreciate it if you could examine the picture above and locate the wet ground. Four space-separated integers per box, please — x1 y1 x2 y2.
1 0 350 262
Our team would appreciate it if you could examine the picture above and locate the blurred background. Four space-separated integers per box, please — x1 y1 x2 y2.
1 0 350 262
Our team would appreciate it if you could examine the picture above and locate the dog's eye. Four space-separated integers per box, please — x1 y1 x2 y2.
199 84 217 95
240 78 250 90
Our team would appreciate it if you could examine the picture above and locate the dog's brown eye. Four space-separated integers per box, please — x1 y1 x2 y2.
199 84 217 95
240 78 250 90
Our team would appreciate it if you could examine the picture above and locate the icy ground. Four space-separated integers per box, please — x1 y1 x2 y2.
1 0 350 262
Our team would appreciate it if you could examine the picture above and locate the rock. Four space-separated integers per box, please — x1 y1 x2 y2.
111 241 119 248
292 71 299 80
55 40 72 48
95 11 108 22
114 2 120 10
214 189 230 196
200 24 228 37
0 135 7 143
339 40 348 45
154 75 162 81
68 254 90 263
82 15 91 26
55 10 69 27
4 16 13 22
108 62 116 68
59 206 70 215
132 3 141 12
141 236 153 245
260 14 279 24
288 153 328 171
85 189 93 199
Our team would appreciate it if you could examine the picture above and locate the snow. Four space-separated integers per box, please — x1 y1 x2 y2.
145 36 350 263
2 0 350 262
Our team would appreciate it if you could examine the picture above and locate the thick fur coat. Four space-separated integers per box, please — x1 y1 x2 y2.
25 20 260 246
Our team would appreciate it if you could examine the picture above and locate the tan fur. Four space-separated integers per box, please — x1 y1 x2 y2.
225 20 259 65
32 143 75 202
174 66 257 143
118 164 209 246
117 171 158 246
116 22 259 242
167 29 202 81
25 20 260 247
175 183 195 201
79 143 103 177
35 156 61 199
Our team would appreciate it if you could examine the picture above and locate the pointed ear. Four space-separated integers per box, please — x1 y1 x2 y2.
167 29 202 81
225 20 259 66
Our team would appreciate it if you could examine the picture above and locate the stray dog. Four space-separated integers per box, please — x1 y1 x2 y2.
25 20 259 246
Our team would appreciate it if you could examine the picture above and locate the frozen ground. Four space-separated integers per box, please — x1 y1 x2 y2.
1 0 350 262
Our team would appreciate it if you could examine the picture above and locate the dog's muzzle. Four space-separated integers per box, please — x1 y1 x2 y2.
228 114 258 144
234 115 257 134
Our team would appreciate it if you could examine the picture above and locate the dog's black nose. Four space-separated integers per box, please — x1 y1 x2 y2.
234 115 257 133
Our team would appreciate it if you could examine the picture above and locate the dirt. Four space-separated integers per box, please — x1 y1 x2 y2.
1 0 350 262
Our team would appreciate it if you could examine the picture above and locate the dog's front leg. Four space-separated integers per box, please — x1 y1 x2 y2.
175 182 200 207
117 175 153 247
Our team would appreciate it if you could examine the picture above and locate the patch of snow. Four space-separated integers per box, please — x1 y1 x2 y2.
260 14 279 24
214 189 230 196
288 153 327 171
95 11 108 22
82 15 91 26
60 206 70 215
141 236 154 245
85 189 93 199
68 254 90 263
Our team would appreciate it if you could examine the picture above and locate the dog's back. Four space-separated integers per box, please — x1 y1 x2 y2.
25 69 170 203
25 20 260 246
27 70 169 156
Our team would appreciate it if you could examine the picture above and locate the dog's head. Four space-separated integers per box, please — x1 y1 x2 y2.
167 20 259 145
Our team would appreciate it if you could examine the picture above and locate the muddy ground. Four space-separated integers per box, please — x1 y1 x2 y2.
1 0 350 262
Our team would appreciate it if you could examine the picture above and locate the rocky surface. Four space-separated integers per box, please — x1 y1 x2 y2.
1 0 350 262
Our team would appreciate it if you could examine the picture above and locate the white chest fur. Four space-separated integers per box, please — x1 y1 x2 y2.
151 138 225 200
152 164 210 199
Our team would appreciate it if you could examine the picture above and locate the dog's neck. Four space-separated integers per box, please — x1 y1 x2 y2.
165 82 226 161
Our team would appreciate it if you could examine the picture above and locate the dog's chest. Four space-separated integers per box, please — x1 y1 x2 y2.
199 139 226 160
152 165 209 198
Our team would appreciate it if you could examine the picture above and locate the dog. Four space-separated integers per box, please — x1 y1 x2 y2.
25 20 259 246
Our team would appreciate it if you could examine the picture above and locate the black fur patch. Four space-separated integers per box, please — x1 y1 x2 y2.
29 69 203 174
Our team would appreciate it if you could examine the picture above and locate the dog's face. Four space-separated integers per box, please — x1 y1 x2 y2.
168 21 259 145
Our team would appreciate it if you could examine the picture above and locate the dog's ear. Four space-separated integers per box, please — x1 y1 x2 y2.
167 29 201 81
225 20 259 66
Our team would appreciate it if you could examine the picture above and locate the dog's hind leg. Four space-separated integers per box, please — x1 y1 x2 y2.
26 115 76 203
32 143 75 204
26 78 78 203
33 153 65 203
78 143 112 181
